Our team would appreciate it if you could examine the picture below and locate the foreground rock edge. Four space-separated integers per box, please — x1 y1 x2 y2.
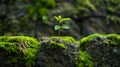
0 34 120 67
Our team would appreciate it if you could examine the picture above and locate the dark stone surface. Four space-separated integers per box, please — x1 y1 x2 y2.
85 37 120 67
36 38 79 67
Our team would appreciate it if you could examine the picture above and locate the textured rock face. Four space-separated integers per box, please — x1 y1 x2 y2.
0 49 25 67
81 17 120 36
80 34 120 67
87 37 120 67
36 37 79 67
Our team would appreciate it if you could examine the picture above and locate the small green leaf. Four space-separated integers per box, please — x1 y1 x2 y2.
60 18 71 22
54 25 61 30
58 15 62 20
61 24 70 29
54 15 62 21
54 16 59 21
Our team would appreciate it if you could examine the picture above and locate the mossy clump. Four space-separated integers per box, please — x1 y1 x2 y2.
0 36 39 66
79 34 120 67
106 34 120 45
79 34 120 49
79 34 105 50
76 50 93 67
50 36 77 43
41 37 69 50
47 41 67 50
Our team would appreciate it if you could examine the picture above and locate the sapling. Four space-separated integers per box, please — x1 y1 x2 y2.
54 15 71 39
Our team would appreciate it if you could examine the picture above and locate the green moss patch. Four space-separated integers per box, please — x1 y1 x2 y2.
79 34 120 48
47 41 67 50
50 36 77 43
0 36 39 66
79 34 105 49
76 50 93 67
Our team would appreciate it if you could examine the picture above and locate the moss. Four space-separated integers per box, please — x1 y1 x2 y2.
79 34 104 49
46 41 67 50
111 0 120 4
106 15 120 22
106 34 120 45
77 0 96 11
0 42 20 53
41 36 77 50
80 34 103 43
76 50 93 67
80 34 120 47
76 0 120 23
0 36 39 66
50 36 77 43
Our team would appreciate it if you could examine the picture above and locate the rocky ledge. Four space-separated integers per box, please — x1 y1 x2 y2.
0 34 120 67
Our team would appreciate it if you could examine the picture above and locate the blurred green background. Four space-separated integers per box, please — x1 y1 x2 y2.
0 0 120 39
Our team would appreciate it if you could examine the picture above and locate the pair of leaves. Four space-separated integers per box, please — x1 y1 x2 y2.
55 24 70 30
54 15 71 23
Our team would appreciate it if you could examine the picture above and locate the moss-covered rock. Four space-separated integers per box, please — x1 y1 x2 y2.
36 37 79 67
1 35 120 67
0 36 39 67
79 34 120 67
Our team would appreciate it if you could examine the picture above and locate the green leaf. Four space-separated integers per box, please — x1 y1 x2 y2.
54 16 59 21
58 15 62 20
61 24 70 29
54 15 62 21
54 25 61 30
60 18 71 22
